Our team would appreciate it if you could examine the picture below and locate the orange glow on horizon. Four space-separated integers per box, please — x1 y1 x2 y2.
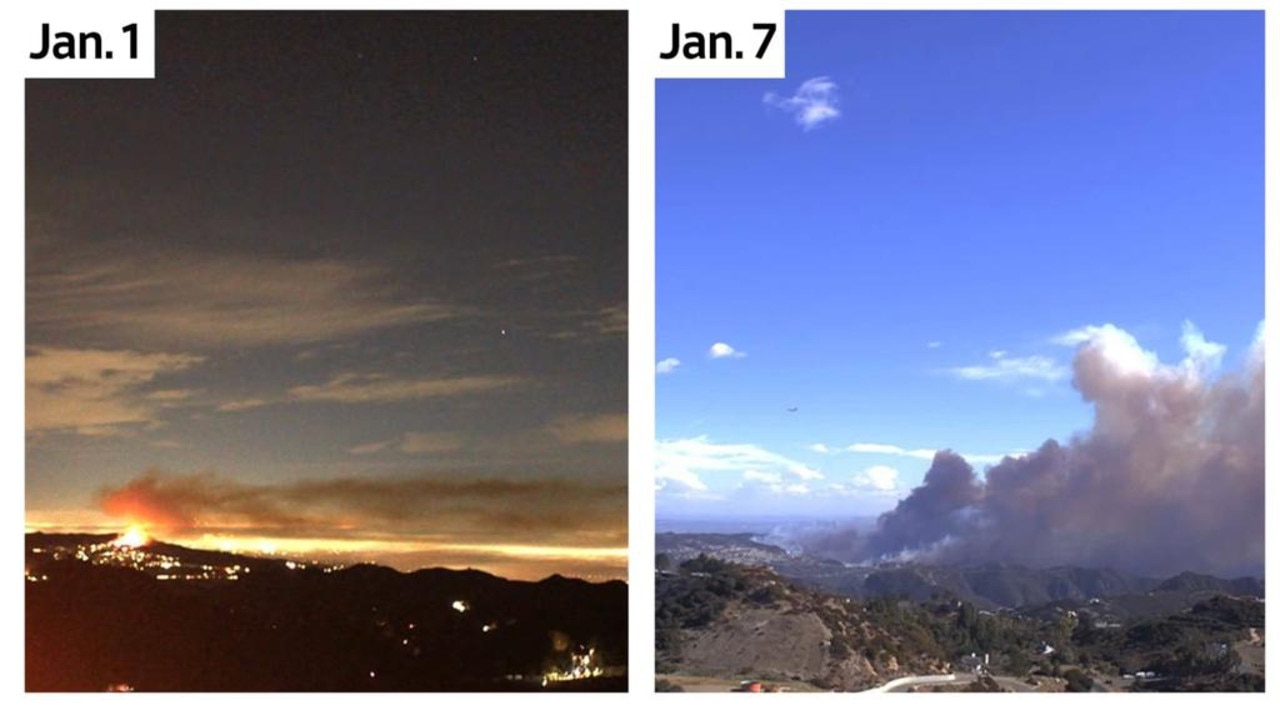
185 534 628 580
25 514 626 581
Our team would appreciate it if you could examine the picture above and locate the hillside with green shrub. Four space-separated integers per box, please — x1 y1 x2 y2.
656 554 1264 692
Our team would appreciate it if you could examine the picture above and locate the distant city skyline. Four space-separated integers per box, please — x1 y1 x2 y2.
657 11 1263 530
26 11 628 581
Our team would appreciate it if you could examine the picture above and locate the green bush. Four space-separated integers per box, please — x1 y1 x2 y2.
1064 668 1094 692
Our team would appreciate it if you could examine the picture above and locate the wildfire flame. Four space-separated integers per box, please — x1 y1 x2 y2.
112 525 150 548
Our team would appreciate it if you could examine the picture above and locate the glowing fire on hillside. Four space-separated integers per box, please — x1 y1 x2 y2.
111 525 150 549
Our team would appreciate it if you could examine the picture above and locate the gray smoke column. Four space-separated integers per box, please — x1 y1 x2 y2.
859 321 1264 578
863 451 981 560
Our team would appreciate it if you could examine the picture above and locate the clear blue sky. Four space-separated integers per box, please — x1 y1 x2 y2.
656 11 1263 519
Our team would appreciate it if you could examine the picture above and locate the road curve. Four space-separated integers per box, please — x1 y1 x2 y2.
858 674 958 693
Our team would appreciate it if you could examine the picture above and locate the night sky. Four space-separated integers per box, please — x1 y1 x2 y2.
26 11 628 581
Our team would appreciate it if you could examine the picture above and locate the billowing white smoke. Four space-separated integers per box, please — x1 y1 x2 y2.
855 322 1264 578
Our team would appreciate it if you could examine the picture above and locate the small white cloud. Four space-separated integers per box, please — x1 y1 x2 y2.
764 76 840 131
808 443 832 454
783 484 811 495
850 465 899 492
709 342 745 359
656 357 681 375
927 341 943 349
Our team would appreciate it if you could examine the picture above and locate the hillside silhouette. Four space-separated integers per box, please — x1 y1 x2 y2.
27 533 627 691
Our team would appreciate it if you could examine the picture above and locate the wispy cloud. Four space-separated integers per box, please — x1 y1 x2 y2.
739 468 816 497
1052 325 1110 346
347 439 395 456
28 253 458 349
708 342 746 359
656 435 823 499
545 413 627 445
948 352 1067 383
216 398 270 413
764 76 840 131
656 357 681 375
287 372 521 404
349 431 466 456
584 303 627 336
742 469 782 485
654 465 711 498
26 346 203 435
846 442 936 460
538 303 628 342
400 431 465 455
492 254 582 283
845 441 1023 466
826 465 900 496
217 371 523 413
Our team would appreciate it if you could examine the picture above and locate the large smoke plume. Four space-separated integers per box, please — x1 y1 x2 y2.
846 322 1264 578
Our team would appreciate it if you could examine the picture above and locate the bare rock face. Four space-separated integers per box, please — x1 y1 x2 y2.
826 654 879 690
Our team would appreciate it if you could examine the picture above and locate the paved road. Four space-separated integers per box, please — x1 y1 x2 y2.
863 674 958 693
876 673 1045 693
